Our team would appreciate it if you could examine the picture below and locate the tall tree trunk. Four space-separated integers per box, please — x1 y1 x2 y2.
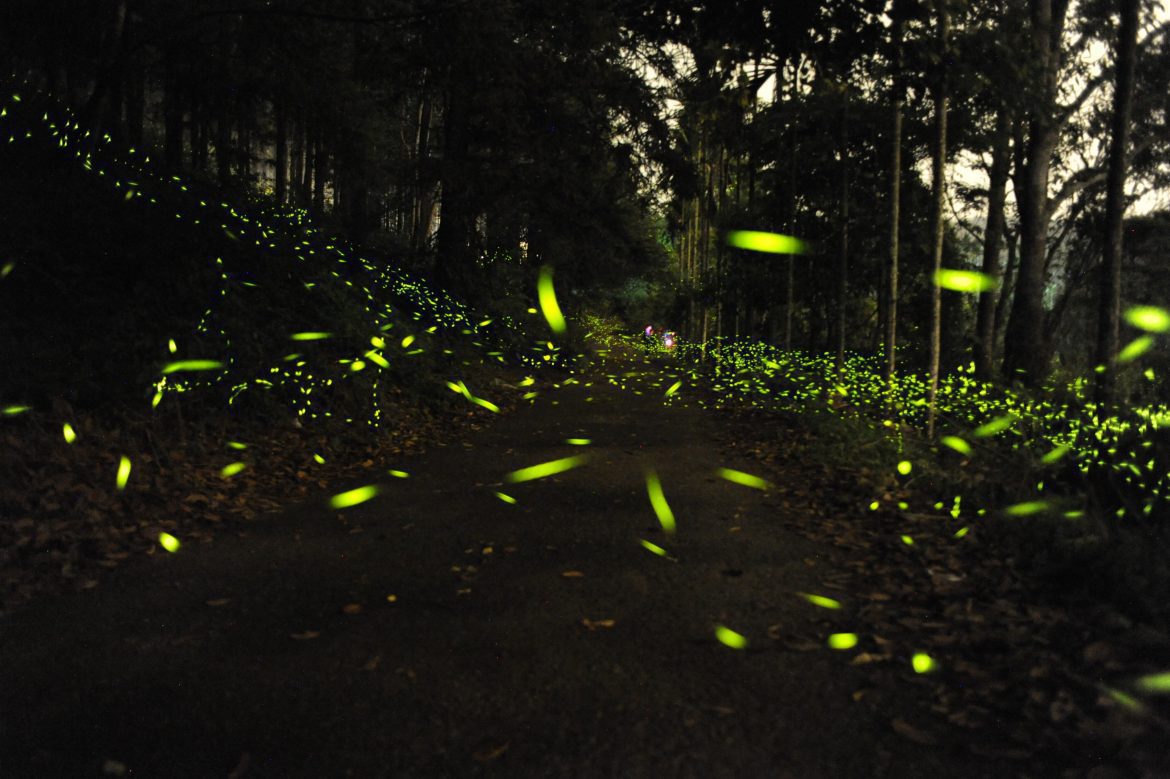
976 106 1011 380
216 105 232 186
1094 0 1139 406
412 84 434 252
994 230 1018 350
1002 0 1069 385
927 0 949 437
289 119 302 206
274 101 287 204
836 88 849 374
125 59 144 147
784 62 799 351
435 80 475 290
312 129 327 212
163 58 184 169
884 8 904 388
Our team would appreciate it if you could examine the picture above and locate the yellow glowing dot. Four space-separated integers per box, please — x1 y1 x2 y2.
62 423 77 443
159 532 180 553
912 653 937 673
827 633 858 650
388 469 409 478
664 380 682 397
495 491 517 504
901 535 914 545
565 438 591 445
313 453 326 464
401 334 415 348
897 460 912 475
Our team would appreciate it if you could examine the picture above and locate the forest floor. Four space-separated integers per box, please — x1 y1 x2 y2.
2 352 1167 778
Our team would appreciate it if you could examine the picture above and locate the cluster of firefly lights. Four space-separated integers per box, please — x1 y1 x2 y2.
5 86 1170 696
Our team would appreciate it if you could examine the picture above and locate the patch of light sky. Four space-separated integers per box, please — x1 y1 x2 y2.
642 1 1168 228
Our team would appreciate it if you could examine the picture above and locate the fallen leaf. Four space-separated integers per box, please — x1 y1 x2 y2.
290 630 321 640
850 652 891 666
561 570 585 578
472 741 510 763
892 718 938 745
342 603 362 615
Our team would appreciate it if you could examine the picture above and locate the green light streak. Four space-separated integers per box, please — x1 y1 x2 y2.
726 230 808 255
221 462 246 478
940 436 971 456
1124 305 1170 333
800 592 842 610
715 467 770 490
537 266 567 334
505 455 588 483
116 456 132 490
644 469 676 534
715 625 748 649
934 269 996 293
329 484 381 509
161 359 224 374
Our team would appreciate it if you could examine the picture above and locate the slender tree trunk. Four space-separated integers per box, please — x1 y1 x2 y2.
274 101 287 203
289 118 302 205
784 63 799 351
1002 0 1068 385
836 88 849 374
125 60 144 147
163 59 184 169
884 11 904 388
216 105 232 186
312 129 327 212
927 0 949 437
412 84 433 252
435 79 475 290
976 106 1011 380
994 230 1018 350
1094 0 1139 406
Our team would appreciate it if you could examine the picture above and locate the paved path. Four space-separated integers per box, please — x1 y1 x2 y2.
1 365 1012 777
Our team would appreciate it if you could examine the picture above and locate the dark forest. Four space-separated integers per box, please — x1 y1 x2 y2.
2 0 1170 775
